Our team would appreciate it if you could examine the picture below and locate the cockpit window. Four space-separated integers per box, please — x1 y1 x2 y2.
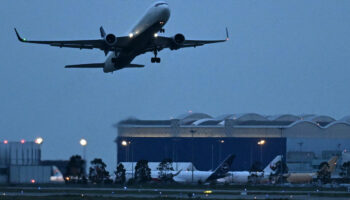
155 2 168 7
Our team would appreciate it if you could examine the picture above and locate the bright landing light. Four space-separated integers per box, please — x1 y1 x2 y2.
257 140 266 145
80 139 87 146
35 137 43 144
154 33 158 38
129 33 134 38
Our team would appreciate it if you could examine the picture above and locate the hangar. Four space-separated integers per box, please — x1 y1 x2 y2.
115 113 350 171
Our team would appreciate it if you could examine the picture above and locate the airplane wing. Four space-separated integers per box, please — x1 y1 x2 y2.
14 28 129 51
146 28 229 52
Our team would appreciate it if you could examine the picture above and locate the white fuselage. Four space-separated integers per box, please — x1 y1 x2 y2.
125 170 213 183
104 1 170 72
173 171 212 183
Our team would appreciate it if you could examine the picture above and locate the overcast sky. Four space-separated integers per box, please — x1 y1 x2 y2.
1 0 350 171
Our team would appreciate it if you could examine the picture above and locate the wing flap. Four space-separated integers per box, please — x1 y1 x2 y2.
151 28 229 52
126 64 145 68
65 63 104 68
14 28 130 51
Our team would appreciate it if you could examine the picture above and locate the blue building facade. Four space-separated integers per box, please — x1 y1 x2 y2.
116 112 350 172
117 137 286 171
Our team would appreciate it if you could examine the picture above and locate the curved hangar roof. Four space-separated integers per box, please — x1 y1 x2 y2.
117 113 350 138
118 112 350 129
174 113 346 127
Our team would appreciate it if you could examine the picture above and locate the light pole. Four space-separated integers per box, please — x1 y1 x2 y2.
211 144 214 170
121 140 128 161
219 139 224 163
122 140 134 177
257 139 265 165
190 129 196 184
298 142 303 152
35 137 43 164
80 138 87 161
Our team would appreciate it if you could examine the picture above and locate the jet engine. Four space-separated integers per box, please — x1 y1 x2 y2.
173 33 185 45
104 33 117 46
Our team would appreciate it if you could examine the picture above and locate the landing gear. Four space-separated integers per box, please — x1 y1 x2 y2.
151 57 161 63
160 28 165 33
151 49 161 63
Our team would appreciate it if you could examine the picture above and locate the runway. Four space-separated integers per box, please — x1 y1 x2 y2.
1 186 350 200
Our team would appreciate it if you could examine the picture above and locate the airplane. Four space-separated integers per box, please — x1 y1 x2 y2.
173 154 235 183
217 155 283 184
125 154 235 183
283 156 338 184
14 1 229 73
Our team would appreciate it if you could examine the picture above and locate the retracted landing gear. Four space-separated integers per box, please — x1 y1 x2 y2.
151 49 161 63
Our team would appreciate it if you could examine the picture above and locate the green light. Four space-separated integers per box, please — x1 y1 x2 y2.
23 38 26 41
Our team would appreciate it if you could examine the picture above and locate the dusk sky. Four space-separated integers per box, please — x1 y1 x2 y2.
1 0 350 171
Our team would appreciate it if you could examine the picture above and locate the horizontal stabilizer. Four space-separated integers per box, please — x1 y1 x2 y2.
126 64 144 68
65 63 104 68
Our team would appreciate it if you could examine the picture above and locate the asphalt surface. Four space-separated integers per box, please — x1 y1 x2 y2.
1 186 350 200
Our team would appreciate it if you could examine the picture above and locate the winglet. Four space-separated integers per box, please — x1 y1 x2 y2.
100 26 106 38
173 169 182 177
225 27 229 41
14 28 26 42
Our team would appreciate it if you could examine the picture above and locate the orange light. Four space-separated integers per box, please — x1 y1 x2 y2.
31 179 35 183
3 140 8 144
20 139 25 144
257 140 266 145
121 140 127 146
65 177 70 181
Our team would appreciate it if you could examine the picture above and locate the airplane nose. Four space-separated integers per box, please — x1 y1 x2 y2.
162 7 170 20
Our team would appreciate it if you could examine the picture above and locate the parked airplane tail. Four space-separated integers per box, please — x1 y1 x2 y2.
320 156 338 173
263 155 285 175
328 156 338 172
206 154 235 182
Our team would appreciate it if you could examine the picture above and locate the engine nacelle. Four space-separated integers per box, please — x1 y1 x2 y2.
173 33 185 45
170 33 185 50
104 33 117 46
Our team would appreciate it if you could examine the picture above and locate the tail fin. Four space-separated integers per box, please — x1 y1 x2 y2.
263 155 283 174
206 154 235 181
327 156 338 173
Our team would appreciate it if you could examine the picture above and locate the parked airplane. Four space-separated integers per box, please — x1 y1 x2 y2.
173 154 235 183
217 155 283 184
15 1 228 73
125 154 235 183
284 156 338 184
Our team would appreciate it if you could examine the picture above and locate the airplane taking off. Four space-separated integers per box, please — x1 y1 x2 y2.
15 1 228 73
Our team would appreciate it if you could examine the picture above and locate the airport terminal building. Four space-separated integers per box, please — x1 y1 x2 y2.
115 113 350 172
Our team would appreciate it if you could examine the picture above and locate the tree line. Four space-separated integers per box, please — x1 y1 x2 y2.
64 155 175 184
